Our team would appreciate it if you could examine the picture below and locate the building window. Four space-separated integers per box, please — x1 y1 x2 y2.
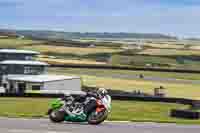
1 65 7 70
32 85 41 90
24 67 32 74
3 83 7 89
25 56 33 60
24 66 43 75
18 83 26 93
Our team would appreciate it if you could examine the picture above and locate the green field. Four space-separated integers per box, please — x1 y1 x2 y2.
110 55 178 67
110 54 200 70
1 97 199 124
139 49 200 56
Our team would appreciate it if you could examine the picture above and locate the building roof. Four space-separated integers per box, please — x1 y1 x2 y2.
0 49 39 54
37 90 86 95
0 60 49 66
7 74 80 83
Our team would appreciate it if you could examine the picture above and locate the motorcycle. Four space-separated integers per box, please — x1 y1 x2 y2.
47 92 111 125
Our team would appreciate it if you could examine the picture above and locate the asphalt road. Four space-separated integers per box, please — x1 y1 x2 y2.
0 118 200 133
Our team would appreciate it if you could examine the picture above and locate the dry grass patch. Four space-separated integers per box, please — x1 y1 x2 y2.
0 38 42 48
39 58 106 65
189 46 200 50
139 49 200 56
145 43 184 49
22 45 122 55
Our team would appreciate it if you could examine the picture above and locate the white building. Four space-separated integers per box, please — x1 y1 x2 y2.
0 49 82 94
4 74 82 94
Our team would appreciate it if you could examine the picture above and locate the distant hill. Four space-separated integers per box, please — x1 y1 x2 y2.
0 29 177 40
0 29 18 38
185 38 200 41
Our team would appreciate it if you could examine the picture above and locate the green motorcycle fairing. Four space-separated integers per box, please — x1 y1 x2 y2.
50 98 64 109
64 113 87 122
50 98 87 122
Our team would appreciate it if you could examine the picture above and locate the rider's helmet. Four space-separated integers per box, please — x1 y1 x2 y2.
97 88 108 98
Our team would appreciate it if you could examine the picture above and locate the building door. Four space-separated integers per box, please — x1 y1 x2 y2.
18 83 26 94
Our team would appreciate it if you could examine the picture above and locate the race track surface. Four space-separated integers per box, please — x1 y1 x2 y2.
0 117 200 133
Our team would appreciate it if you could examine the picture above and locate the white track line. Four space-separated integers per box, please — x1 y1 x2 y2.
9 129 70 133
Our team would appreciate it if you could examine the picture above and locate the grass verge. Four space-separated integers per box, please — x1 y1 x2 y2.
0 98 199 124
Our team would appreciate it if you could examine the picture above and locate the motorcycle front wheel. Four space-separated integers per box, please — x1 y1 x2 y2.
87 110 108 125
49 109 65 123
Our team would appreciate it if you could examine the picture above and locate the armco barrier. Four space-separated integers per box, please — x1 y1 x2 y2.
0 92 197 105
0 93 65 98
110 94 196 105
83 86 196 105
170 109 200 119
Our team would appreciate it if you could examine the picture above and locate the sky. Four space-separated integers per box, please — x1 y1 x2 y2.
0 0 200 37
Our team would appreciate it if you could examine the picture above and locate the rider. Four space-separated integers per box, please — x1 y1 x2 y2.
62 88 108 115
80 88 108 115
97 88 108 99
